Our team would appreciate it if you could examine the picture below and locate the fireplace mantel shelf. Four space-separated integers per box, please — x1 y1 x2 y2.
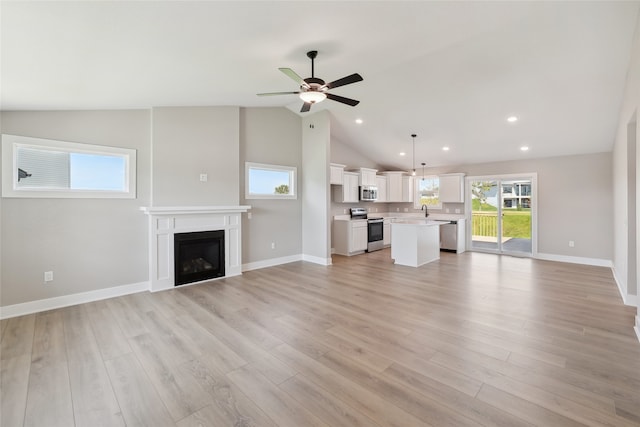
140 206 251 216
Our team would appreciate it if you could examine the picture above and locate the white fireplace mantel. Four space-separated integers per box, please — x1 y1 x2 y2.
141 205 251 291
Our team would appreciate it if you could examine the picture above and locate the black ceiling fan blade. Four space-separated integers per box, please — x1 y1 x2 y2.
326 93 360 107
279 68 309 88
257 91 300 96
325 73 363 89
300 102 312 113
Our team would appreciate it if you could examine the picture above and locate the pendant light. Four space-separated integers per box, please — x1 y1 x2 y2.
421 162 426 181
411 134 417 176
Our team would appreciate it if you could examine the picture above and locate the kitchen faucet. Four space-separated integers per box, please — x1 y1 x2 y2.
421 204 429 217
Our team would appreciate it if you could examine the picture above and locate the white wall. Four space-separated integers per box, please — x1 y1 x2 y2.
0 110 151 307
302 111 331 264
151 106 239 206
240 107 302 265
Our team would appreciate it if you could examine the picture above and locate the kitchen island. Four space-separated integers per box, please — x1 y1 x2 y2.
391 219 447 267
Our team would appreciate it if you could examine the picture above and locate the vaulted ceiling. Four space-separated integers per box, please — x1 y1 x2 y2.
2 1 638 169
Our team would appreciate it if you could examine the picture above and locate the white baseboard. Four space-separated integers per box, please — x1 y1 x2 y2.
302 254 332 266
0 281 149 320
611 266 638 307
242 254 303 272
535 253 612 268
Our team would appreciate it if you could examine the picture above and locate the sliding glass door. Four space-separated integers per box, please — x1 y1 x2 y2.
467 174 536 256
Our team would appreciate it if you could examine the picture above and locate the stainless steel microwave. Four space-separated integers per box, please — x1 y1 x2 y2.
359 185 378 201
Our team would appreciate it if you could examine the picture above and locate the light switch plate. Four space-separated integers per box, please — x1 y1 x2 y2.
199 174 208 182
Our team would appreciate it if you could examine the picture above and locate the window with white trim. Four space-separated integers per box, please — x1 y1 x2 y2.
414 175 441 209
245 162 296 199
2 134 136 198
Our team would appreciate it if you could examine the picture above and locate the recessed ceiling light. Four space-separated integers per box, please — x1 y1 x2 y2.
507 116 518 123
520 146 529 151
399 152 406 156
442 146 450 151
355 118 363 124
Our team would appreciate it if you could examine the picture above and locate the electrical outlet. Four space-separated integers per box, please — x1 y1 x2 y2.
44 271 53 282
396 208 400 212
247 212 252 219
343 209 347 214
446 208 450 213
271 242 276 249
569 240 575 247
455 209 461 213
404 208 408 212
199 173 208 182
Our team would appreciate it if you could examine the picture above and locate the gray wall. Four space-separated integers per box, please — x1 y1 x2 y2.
0 110 151 306
240 107 302 264
151 106 239 206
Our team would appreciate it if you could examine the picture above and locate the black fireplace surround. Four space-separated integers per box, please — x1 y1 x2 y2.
174 230 225 286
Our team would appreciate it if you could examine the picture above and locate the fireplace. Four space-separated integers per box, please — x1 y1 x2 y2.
174 230 225 286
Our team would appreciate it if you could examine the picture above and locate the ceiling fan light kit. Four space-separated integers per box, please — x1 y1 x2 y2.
258 50 363 113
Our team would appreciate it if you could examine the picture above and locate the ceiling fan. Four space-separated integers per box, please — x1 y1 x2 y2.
258 50 363 113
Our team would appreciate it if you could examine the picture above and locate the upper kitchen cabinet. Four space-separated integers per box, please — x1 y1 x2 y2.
355 167 378 186
330 163 346 185
380 171 405 202
375 175 387 202
439 173 465 203
402 175 414 203
332 171 359 203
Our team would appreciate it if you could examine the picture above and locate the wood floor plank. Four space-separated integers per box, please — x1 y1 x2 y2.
271 343 430 427
226 364 330 427
105 353 175 427
129 333 211 422
0 313 35 360
280 373 383 427
179 356 278 427
63 305 125 427
85 300 132 361
1 354 31 427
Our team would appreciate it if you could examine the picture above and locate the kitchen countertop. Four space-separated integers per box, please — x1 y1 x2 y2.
333 212 466 221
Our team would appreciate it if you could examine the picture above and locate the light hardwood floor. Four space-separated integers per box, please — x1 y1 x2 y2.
1 250 639 426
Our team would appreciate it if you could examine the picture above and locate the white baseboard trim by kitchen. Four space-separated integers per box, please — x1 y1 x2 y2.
0 281 149 320
610 266 638 307
242 254 303 272
302 254 332 266
535 253 612 268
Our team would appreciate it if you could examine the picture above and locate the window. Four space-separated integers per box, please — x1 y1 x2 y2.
245 162 296 199
2 134 136 198
414 175 440 208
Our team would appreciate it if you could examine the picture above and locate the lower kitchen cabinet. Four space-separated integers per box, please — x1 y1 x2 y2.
383 218 391 246
333 219 368 255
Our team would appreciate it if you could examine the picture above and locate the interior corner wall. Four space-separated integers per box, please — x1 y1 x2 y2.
239 107 302 265
151 106 240 206
0 110 151 307
302 111 331 263
612 10 640 306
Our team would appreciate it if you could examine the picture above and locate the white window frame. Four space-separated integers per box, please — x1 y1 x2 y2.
413 175 441 209
2 134 136 199
245 162 297 200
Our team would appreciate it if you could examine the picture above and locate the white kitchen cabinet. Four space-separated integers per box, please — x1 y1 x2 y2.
439 173 465 203
402 176 414 203
375 175 387 202
332 172 359 203
380 172 405 202
332 219 368 255
357 168 378 186
383 218 391 246
330 163 346 185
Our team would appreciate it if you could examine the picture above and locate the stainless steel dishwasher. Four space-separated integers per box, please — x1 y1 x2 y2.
440 221 458 251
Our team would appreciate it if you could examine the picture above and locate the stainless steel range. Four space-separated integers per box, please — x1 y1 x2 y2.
350 208 384 252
